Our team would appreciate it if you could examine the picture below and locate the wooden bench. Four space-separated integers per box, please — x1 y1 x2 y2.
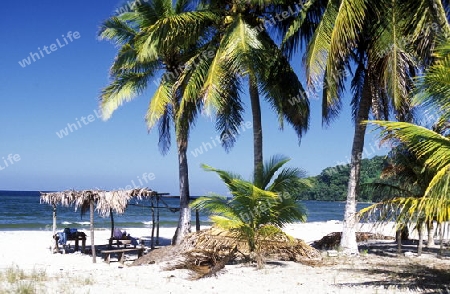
101 247 144 264
108 238 136 249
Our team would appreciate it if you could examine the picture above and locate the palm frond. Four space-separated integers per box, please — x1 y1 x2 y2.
419 164 450 223
138 11 218 61
145 80 173 129
370 121 450 172
415 39 450 126
304 0 338 86
259 155 291 189
282 0 327 58
256 35 310 141
100 71 154 120
98 16 137 44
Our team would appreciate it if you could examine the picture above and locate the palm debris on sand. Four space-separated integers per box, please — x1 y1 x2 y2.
311 231 395 250
133 227 322 279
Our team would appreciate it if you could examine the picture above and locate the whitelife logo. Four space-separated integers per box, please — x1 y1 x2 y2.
18 31 81 68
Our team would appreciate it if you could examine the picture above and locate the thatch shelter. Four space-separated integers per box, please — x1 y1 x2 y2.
40 188 156 262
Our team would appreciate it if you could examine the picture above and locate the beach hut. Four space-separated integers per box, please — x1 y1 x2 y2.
40 190 78 253
40 188 156 263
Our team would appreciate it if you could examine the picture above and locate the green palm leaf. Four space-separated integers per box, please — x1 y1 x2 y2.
100 71 154 120
145 81 173 129
369 120 450 223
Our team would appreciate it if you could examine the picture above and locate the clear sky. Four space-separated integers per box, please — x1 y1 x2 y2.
0 0 388 196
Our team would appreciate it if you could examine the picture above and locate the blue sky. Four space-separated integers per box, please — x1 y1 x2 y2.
0 1 388 196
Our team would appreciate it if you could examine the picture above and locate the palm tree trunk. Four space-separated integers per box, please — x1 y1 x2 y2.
249 74 263 182
417 222 423 256
396 229 402 254
172 137 191 245
90 198 96 263
340 86 371 255
426 220 434 247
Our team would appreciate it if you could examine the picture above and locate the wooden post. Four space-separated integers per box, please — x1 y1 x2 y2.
150 196 155 250
52 204 57 253
156 194 160 245
90 198 96 263
195 209 200 232
52 204 57 235
110 208 114 239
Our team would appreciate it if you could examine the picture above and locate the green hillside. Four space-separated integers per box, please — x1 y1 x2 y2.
299 156 386 202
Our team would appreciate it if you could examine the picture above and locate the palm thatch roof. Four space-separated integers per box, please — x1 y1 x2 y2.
40 188 156 216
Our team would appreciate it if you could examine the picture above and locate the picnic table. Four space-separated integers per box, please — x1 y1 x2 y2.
53 231 86 254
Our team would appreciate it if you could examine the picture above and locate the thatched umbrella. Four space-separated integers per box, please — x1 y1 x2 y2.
95 189 156 239
74 188 155 263
41 188 155 263
40 190 78 253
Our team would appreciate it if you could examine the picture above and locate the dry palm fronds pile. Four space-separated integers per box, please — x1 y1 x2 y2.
167 246 238 280
166 227 322 279
179 227 322 262
311 232 395 250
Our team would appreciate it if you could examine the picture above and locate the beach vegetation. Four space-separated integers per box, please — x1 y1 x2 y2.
4 265 26 284
13 281 35 294
191 155 310 268
283 0 450 254
0 265 47 294
0 265 94 294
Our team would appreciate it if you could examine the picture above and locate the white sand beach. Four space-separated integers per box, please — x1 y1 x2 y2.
0 222 448 294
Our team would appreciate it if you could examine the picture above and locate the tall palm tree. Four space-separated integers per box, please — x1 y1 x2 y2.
191 155 310 268
360 145 435 254
177 0 310 181
370 35 450 222
283 0 450 254
99 0 216 244
364 38 450 250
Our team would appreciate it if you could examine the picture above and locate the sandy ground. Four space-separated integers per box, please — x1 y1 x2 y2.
0 222 449 294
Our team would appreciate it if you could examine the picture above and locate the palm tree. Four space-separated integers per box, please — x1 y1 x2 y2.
363 37 450 253
360 145 435 255
283 0 450 254
177 0 310 180
99 0 216 244
191 155 310 268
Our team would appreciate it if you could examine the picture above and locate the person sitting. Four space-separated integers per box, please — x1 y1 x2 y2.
113 228 127 240
111 228 139 247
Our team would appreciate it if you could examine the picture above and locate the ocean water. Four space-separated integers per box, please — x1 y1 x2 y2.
0 191 372 231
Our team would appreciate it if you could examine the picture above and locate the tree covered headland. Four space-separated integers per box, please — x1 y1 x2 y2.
298 156 386 202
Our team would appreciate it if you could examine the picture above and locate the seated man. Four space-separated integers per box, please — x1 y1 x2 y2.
111 228 139 246
113 228 127 240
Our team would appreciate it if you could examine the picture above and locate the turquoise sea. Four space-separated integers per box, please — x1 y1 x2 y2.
0 190 372 231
